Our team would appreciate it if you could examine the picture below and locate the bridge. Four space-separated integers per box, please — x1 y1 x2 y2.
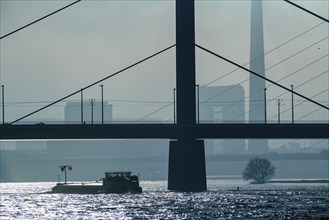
1 123 328 140
1 0 328 191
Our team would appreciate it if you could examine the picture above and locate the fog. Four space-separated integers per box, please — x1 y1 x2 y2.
0 0 328 123
0 1 328 183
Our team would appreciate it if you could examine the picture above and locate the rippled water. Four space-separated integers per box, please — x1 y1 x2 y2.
1 180 329 219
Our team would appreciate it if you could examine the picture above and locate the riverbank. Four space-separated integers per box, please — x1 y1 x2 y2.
266 179 329 184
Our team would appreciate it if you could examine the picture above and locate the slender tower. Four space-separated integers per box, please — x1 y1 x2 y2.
249 0 268 154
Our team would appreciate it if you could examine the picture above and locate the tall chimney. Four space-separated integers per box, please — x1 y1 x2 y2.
249 0 268 154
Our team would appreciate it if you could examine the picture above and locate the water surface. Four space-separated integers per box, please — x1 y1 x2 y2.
1 180 328 219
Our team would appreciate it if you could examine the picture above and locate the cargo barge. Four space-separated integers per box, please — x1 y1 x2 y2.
52 171 142 194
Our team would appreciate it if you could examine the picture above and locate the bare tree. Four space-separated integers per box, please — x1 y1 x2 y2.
243 157 275 184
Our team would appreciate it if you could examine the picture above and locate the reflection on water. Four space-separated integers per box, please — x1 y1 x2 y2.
1 180 329 219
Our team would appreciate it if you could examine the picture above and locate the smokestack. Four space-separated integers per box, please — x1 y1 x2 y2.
249 0 268 154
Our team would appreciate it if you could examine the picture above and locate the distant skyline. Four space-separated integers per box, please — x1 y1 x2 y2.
0 0 328 123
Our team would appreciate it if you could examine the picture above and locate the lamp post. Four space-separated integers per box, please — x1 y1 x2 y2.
173 88 176 124
1 85 4 124
196 85 200 124
291 85 294 124
100 85 104 124
90 99 95 124
276 99 283 124
264 88 267 124
80 89 84 124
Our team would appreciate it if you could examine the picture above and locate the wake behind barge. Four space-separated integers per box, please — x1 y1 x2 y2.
52 171 142 194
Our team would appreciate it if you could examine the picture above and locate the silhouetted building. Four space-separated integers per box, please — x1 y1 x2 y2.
249 0 269 154
65 101 112 124
199 85 246 154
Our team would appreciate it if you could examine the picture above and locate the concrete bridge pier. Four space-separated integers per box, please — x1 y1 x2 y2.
168 139 207 191
168 0 207 192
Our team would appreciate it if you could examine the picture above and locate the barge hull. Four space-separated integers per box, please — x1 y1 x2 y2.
51 184 142 194
52 184 103 194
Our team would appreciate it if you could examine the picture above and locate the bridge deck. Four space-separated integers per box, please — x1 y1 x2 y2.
1 123 328 140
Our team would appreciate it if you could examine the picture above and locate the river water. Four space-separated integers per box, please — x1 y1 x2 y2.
1 180 328 219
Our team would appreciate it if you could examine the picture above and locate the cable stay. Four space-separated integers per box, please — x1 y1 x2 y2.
137 36 327 123
205 73 328 122
199 53 328 122
133 102 173 123
225 60 329 123
3 3 326 125
284 0 329 23
0 0 82 40
202 22 326 88
269 89 329 121
297 105 329 122
202 48 328 107
9 44 176 124
230 84 328 124
196 44 329 111
189 25 324 118
245 70 329 120
198 33 328 110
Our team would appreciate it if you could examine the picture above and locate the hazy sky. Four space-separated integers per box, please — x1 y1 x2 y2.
0 0 328 123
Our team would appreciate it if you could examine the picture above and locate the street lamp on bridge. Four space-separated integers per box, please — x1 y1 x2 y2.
276 99 284 124
264 88 267 124
1 85 4 125
291 85 294 124
100 85 104 124
90 99 95 124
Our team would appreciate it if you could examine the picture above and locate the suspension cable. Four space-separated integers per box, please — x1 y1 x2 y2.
268 88 329 121
261 70 328 110
199 42 328 121
202 22 325 87
133 102 173 123
10 44 176 124
196 22 328 118
297 105 329 122
201 54 328 122
228 70 329 122
0 0 82 40
201 37 328 106
227 57 329 123
196 44 329 111
284 0 329 23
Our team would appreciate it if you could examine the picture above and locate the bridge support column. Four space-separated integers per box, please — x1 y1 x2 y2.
168 139 206 191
